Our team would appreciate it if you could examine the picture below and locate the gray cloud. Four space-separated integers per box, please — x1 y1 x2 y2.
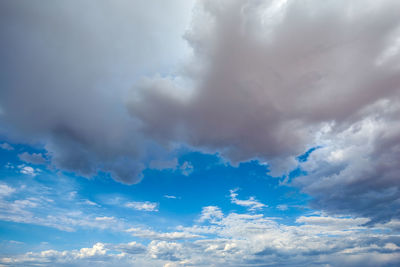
0 142 14 151
0 0 194 184
1 0 400 226
18 152 47 165
131 0 400 164
129 0 400 222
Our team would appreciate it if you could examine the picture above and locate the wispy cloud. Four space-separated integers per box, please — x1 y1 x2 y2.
126 227 201 241
0 143 14 151
229 189 267 211
18 152 47 165
125 201 159 212
3 207 400 266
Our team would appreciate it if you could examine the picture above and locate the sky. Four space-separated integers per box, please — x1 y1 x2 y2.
0 0 400 266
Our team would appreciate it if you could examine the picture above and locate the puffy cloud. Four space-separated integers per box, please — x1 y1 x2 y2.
111 241 146 255
130 0 400 167
129 0 400 222
18 165 40 177
1 0 400 226
0 0 194 184
3 207 400 266
197 206 224 223
148 241 183 262
295 114 400 223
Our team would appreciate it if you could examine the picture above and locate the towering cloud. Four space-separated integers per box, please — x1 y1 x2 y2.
130 0 400 222
1 0 400 223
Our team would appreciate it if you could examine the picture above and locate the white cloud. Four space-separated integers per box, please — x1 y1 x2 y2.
126 228 201 241
197 206 224 223
0 184 15 198
95 216 115 222
164 195 177 199
83 199 100 207
125 201 159 212
229 189 267 211
18 165 40 177
3 207 400 266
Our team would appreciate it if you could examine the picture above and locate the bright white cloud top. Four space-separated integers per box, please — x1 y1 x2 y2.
0 0 400 266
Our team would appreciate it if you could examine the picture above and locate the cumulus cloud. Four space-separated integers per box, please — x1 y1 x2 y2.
295 115 400 223
197 206 224 223
18 165 40 177
129 0 400 222
0 0 400 226
3 207 400 266
0 0 194 184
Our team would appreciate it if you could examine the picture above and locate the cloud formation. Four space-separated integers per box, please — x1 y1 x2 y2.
0 0 194 184
2 205 400 267
1 0 400 225
129 0 400 222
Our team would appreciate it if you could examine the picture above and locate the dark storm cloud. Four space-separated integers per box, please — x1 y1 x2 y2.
0 0 193 183
130 0 400 221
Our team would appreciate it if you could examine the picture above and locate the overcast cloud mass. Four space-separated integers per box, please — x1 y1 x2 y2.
1 0 400 266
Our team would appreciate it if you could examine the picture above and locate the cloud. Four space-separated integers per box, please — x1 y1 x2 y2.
149 158 178 171
229 189 267 211
164 195 177 199
0 183 15 198
95 216 115 222
0 0 399 226
18 165 39 177
0 142 14 151
148 241 183 262
197 206 224 223
179 161 194 176
295 115 400 223
129 0 400 222
18 152 47 165
111 241 146 255
126 228 201 241
0 0 195 184
0 181 131 232
3 207 400 266
125 201 159 212
276 204 288 211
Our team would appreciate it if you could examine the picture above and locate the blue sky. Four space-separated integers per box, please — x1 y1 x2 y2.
1 0 400 266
